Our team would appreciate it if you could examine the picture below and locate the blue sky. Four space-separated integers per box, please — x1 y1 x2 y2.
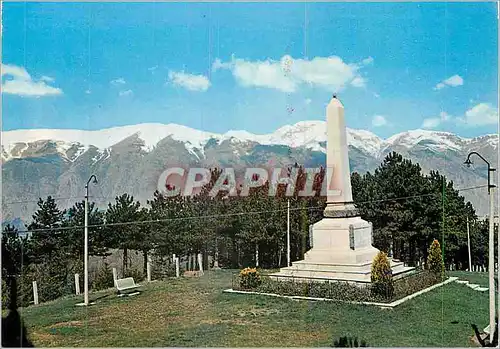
2 2 498 139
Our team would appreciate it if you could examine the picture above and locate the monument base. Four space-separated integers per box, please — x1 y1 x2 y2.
271 216 415 284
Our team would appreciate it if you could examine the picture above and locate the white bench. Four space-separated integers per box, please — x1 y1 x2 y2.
115 277 141 296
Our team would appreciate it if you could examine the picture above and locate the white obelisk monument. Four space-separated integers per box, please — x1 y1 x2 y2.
272 95 413 283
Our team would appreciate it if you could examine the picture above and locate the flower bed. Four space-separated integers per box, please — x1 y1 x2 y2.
232 269 443 304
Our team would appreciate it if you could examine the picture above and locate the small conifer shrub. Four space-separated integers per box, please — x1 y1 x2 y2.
371 251 394 299
427 239 445 279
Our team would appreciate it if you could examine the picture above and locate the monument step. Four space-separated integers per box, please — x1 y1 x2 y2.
288 260 407 274
270 265 415 284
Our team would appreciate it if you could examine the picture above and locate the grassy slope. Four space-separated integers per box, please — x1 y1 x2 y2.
17 270 488 347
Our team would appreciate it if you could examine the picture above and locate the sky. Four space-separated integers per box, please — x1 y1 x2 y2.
1 2 499 139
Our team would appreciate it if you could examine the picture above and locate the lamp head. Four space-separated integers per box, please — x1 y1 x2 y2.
93 177 98 184
464 158 472 168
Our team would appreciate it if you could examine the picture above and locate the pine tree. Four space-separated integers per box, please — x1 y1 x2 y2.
65 200 109 259
27 197 74 301
28 196 66 261
105 194 142 274
2 225 31 278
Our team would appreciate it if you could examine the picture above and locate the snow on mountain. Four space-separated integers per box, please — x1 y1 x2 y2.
383 129 468 153
1 122 495 161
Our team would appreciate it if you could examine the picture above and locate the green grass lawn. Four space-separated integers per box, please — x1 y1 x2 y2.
16 270 488 347
450 271 491 286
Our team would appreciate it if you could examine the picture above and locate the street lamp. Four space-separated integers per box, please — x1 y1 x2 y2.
84 175 98 306
464 152 496 342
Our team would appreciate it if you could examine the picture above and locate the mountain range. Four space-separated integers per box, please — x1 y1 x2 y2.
1 121 498 226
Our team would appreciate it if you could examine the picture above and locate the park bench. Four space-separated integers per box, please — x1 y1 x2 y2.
115 277 141 296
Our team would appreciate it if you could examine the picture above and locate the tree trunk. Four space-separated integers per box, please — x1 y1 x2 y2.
301 229 307 260
278 245 282 267
231 236 238 268
123 248 128 275
143 250 148 276
255 243 259 268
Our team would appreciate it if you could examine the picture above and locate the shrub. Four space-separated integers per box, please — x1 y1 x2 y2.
91 261 114 291
2 278 10 310
239 267 261 289
427 239 445 279
234 270 439 304
151 255 177 280
332 336 368 347
371 251 394 299
123 267 145 282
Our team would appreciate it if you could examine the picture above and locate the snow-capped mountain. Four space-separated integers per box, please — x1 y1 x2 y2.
1 121 498 223
3 120 495 161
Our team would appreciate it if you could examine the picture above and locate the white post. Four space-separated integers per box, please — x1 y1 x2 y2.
172 253 176 264
198 253 204 275
287 199 290 267
497 196 500 344
147 255 152 282
213 237 220 269
497 7 500 346
84 181 91 306
32 281 39 305
175 257 180 278
467 216 472 273
488 187 495 343
75 274 80 295
112 267 118 287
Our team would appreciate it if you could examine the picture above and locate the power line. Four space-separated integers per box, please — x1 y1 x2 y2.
3 195 116 206
7 183 489 235
1 184 490 206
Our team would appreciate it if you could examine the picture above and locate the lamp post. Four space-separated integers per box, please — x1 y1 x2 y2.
84 175 98 306
464 152 496 342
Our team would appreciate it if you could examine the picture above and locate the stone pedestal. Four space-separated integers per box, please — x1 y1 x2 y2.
271 216 414 284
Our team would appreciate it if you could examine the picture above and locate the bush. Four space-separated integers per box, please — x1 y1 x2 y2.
30 261 73 303
332 336 368 347
151 255 177 280
2 278 10 310
123 267 145 282
91 261 115 291
371 251 394 299
427 239 445 279
239 267 261 289
232 269 440 303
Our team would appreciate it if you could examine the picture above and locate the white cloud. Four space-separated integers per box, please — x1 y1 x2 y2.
372 115 387 127
373 92 380 98
350 76 366 88
434 74 464 90
148 66 158 72
1 63 63 97
85 89 92 94
119 89 133 97
40 75 55 83
362 57 374 65
421 111 452 129
212 55 371 93
110 78 126 86
440 111 451 122
168 71 211 92
305 98 312 105
434 83 446 90
422 118 441 129
462 103 498 126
